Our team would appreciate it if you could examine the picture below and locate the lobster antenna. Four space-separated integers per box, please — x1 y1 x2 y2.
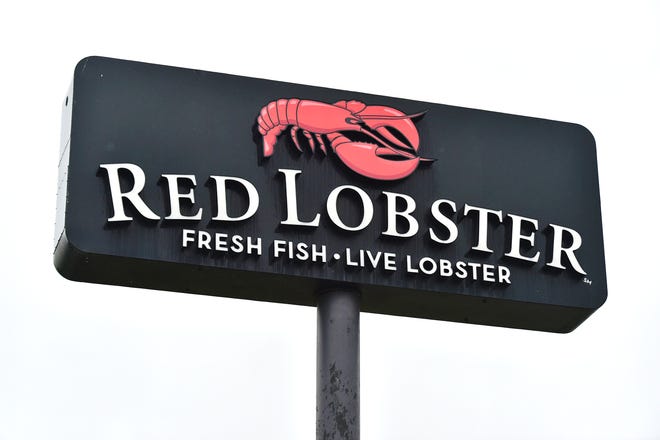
359 110 427 120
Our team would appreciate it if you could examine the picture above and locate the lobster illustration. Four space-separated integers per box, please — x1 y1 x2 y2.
255 98 432 180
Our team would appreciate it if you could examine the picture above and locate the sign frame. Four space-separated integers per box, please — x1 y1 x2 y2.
55 56 607 333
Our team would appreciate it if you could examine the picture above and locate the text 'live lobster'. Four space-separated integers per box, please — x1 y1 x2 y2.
255 98 432 180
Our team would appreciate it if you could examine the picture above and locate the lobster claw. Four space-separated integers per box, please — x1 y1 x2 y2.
333 140 422 181
325 102 431 180
357 105 421 153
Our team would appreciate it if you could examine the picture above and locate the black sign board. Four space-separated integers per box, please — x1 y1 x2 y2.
54 56 607 332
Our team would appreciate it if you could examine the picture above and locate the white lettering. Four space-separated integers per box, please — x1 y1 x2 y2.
327 185 374 231
429 199 459 244
215 232 228 251
382 191 419 238
504 214 540 262
182 229 196 247
464 204 503 252
547 224 587 275
483 264 495 282
439 259 452 276
273 240 287 258
198 231 211 250
419 257 437 275
100 163 160 221
210 176 259 222
279 169 321 227
498 266 511 284
246 237 262 256
383 253 396 271
455 261 468 279
162 174 202 220
406 255 419 273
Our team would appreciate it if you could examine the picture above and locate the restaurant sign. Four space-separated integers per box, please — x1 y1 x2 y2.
54 57 607 332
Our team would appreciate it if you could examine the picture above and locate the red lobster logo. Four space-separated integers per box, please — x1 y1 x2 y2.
255 98 432 180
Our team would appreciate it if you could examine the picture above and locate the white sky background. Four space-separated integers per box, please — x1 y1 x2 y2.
1 1 659 439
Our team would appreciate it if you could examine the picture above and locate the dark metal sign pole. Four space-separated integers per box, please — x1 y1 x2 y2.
317 288 360 440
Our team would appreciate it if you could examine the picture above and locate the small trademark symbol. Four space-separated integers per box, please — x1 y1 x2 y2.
583 277 592 285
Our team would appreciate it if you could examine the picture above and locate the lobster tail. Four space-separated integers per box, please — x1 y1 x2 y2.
257 99 302 156
256 98 301 132
261 125 286 157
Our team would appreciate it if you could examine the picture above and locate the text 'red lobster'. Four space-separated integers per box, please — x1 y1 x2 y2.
255 98 432 181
